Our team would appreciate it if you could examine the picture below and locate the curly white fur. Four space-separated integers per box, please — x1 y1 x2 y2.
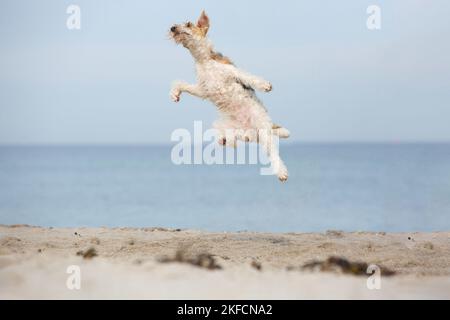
169 11 289 181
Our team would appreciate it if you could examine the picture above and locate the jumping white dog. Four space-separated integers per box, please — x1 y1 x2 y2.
169 11 289 181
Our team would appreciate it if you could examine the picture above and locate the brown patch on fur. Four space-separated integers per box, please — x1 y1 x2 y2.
188 25 206 37
210 51 233 65
184 11 209 38
178 22 207 39
272 124 281 129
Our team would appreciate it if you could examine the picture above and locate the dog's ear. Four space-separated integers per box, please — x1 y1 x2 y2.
197 10 210 35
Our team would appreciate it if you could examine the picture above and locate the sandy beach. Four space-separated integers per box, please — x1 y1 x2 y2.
0 225 449 299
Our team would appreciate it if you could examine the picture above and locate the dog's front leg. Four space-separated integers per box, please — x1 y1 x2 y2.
170 81 204 102
232 68 272 92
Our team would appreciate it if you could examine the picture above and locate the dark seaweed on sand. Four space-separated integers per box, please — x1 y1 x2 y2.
76 247 98 259
295 256 395 276
159 249 221 270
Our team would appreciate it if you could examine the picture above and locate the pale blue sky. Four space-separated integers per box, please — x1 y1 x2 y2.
1 0 450 144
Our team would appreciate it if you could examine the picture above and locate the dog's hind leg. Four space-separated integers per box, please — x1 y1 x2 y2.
258 128 289 182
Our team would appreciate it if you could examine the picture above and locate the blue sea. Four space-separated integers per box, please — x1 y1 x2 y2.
0 144 449 232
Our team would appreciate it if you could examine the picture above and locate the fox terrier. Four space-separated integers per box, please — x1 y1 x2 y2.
169 11 289 181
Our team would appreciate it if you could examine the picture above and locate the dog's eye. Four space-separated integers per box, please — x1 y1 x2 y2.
185 22 193 28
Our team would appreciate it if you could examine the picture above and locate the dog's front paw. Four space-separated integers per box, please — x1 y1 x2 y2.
170 88 181 102
262 82 272 92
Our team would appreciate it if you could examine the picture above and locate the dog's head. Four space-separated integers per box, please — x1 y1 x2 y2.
169 11 210 50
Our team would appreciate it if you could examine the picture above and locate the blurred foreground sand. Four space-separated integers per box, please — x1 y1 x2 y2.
0 225 449 299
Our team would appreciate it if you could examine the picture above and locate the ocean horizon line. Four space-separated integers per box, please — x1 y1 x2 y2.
1 141 450 148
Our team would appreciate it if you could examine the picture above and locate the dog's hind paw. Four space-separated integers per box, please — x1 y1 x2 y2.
273 127 290 139
277 167 289 182
218 137 226 146
278 173 288 182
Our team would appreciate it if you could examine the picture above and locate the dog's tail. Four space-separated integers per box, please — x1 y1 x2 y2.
272 124 290 139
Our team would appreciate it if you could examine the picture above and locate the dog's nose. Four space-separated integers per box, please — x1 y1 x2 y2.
170 26 177 32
